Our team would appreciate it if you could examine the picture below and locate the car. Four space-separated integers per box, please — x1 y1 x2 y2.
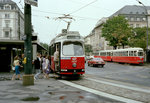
88 57 105 67
85 56 92 63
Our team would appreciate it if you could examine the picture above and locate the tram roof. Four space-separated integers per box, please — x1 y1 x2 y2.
114 48 143 52
50 31 84 45
99 48 143 52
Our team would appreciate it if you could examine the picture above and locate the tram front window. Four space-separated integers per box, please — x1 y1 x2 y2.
63 42 84 56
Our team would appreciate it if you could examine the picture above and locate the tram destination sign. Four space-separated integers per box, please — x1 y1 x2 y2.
24 0 38 7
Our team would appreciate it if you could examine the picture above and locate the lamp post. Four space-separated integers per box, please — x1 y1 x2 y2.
137 0 149 62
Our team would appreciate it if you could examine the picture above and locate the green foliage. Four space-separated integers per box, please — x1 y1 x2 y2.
102 15 132 49
40 42 49 50
85 44 93 55
129 27 150 50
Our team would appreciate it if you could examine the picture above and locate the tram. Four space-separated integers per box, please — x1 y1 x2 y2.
95 48 144 64
94 50 113 61
49 30 85 76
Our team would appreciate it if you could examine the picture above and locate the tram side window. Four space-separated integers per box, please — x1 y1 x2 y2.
124 51 128 56
129 51 133 56
95 52 99 56
134 51 137 56
138 52 143 56
113 52 116 56
107 52 111 56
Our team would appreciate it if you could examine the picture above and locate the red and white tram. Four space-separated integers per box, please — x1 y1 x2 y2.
95 50 113 61
95 48 144 64
49 30 85 76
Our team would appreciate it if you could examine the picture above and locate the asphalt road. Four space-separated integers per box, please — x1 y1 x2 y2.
85 62 150 87
0 62 150 103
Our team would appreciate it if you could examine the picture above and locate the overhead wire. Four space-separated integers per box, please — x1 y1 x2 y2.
17 0 100 20
69 0 98 14
64 0 114 13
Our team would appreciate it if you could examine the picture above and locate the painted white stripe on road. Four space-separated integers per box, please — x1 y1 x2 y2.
86 78 150 94
59 80 143 103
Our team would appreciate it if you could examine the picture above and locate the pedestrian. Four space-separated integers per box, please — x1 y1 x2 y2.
11 56 22 80
42 55 46 77
34 53 42 80
54 48 59 72
19 54 25 71
44 55 50 79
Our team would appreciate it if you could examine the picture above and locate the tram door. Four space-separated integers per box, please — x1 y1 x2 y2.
0 47 11 72
55 43 61 72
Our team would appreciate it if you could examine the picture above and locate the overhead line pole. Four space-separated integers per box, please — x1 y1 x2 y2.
23 2 34 86
136 0 149 62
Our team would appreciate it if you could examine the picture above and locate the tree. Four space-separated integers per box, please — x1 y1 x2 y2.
102 16 132 49
40 42 49 50
129 27 150 50
85 44 93 55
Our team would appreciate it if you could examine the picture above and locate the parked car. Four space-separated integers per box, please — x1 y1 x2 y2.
88 57 105 67
85 56 92 63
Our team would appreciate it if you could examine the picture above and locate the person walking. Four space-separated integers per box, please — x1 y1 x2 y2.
34 53 42 80
11 56 22 80
42 55 46 77
19 54 25 71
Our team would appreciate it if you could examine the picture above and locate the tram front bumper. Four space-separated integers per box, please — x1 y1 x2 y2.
60 69 85 75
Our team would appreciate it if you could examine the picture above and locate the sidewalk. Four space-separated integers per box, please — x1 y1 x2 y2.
0 73 97 103
0 76 85 103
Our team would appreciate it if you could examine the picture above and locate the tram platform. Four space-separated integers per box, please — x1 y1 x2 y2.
0 74 75 103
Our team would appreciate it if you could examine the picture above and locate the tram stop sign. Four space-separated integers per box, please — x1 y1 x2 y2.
24 0 38 7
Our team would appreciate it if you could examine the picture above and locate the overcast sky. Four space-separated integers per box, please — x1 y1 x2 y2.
14 0 149 44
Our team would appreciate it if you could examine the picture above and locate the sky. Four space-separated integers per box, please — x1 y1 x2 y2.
14 0 150 44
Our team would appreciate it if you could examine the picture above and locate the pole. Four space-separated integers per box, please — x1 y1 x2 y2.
146 10 149 63
23 3 34 86
137 0 149 62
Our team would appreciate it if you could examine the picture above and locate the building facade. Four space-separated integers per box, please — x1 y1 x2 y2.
0 0 24 40
0 0 46 72
85 5 150 54
112 5 150 28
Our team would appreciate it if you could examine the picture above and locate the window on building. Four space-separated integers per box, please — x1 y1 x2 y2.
137 18 140 21
125 17 128 20
5 20 10 27
130 17 134 21
136 24 140 27
142 18 146 21
5 31 9 37
130 24 133 27
5 14 10 18
5 5 10 10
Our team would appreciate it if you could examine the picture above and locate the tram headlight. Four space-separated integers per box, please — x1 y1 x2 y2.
72 63 77 67
61 69 67 72
81 69 85 71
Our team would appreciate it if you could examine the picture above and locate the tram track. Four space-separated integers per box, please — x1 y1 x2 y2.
59 76 150 103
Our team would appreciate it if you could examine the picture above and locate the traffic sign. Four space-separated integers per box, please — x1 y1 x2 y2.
24 0 38 7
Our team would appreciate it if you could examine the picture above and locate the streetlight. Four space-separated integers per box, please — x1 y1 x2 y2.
136 0 149 62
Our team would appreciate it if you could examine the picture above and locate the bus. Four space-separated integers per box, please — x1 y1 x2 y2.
95 48 144 64
49 30 85 76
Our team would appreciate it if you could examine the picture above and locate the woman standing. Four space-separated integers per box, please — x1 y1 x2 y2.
11 56 22 80
44 55 50 79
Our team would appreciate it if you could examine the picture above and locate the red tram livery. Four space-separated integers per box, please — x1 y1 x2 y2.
49 30 85 76
94 48 144 64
